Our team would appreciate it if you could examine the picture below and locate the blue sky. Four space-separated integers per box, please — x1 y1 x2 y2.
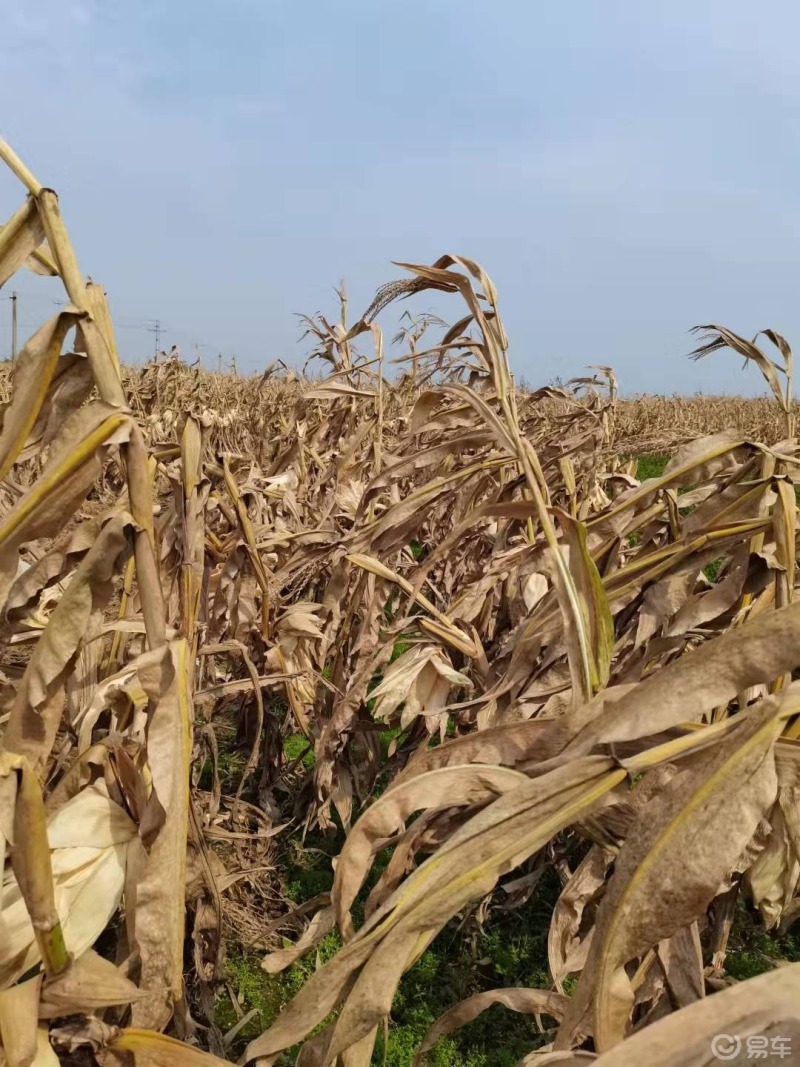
2 1 800 393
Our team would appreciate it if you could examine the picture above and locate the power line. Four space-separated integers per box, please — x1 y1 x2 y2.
1 292 232 367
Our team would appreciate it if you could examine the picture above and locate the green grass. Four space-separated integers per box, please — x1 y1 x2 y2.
214 949 286 1042
198 746 247 794
283 843 335 905
409 539 426 561
391 637 412 662
636 454 669 481
218 827 565 1065
725 899 800 980
376 878 564 1067
703 557 724 582
215 934 344 1058
283 732 315 772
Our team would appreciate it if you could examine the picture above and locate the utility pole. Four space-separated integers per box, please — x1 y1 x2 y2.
11 291 17 361
147 319 162 361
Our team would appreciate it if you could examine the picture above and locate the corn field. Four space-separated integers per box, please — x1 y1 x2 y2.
0 363 785 461
3 139 800 1067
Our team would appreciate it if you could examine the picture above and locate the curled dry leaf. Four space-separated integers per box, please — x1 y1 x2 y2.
414 987 570 1066
590 962 800 1067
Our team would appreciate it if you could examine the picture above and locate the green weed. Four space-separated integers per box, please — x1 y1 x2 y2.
726 900 800 981
283 733 315 772
636 454 669 481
